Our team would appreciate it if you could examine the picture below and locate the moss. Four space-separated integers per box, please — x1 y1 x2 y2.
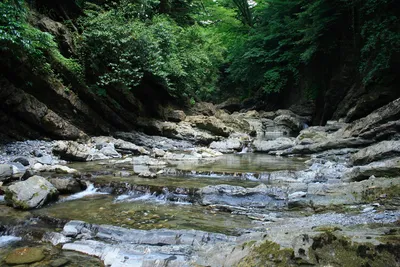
236 240 296 267
361 185 400 204
309 232 399 267
313 225 342 233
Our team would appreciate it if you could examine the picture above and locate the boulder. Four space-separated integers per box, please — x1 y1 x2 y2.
209 139 242 153
13 157 30 166
165 109 186 122
5 247 45 265
351 141 400 166
252 137 294 153
92 136 149 155
48 178 84 194
0 164 13 181
186 115 232 137
5 175 59 209
99 144 121 158
152 148 166 158
53 141 93 161
189 102 217 116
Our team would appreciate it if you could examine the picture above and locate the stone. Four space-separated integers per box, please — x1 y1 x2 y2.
86 153 108 161
210 139 242 153
48 178 83 194
99 145 121 158
165 109 186 122
53 141 93 161
21 169 35 180
186 115 233 137
351 140 400 166
114 171 132 177
5 175 59 209
252 137 294 153
36 155 53 165
5 247 45 265
0 164 13 181
13 157 30 166
152 148 166 158
273 114 303 134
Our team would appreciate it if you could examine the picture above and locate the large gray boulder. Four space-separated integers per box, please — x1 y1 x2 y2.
48 178 85 194
0 164 13 181
351 141 400 166
5 175 59 209
209 139 242 153
53 141 93 161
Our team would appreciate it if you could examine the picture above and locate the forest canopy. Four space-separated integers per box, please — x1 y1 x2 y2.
1 0 399 103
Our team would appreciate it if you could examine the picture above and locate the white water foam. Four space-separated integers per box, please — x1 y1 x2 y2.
114 191 191 205
61 183 108 202
0 236 22 247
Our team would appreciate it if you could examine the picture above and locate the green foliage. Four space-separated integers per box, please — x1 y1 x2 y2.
79 2 224 99
0 0 56 70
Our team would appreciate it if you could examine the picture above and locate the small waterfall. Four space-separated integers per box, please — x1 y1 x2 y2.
61 182 108 201
114 188 191 205
0 236 21 247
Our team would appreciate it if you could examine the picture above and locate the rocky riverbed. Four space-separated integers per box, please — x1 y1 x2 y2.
0 99 400 266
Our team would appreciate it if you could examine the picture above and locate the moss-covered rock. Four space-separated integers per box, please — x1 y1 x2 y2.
5 247 45 265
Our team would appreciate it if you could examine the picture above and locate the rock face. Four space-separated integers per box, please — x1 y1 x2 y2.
351 140 400 166
5 175 59 209
343 158 400 182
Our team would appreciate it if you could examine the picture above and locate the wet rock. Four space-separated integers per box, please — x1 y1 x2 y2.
197 184 286 208
86 152 108 161
0 164 13 180
196 147 223 158
5 247 45 265
252 137 294 153
5 175 59 209
13 157 30 166
351 140 400 166
165 109 186 122
48 178 84 194
43 232 72 246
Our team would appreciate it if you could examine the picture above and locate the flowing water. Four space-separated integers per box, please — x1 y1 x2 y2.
1 153 310 266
